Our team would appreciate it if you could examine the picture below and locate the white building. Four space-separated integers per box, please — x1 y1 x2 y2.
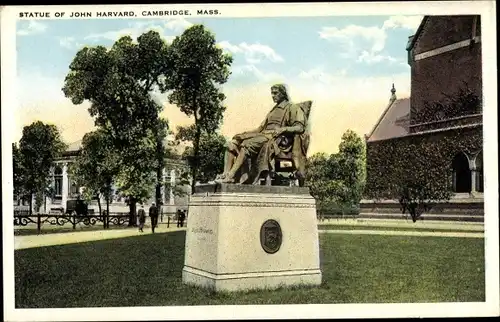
14 138 191 215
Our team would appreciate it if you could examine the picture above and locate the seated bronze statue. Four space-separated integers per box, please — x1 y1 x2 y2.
216 84 312 186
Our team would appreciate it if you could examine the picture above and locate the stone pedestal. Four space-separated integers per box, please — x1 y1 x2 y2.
182 183 322 292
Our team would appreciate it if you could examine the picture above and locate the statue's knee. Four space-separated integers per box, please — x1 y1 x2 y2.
227 141 238 152
240 146 250 156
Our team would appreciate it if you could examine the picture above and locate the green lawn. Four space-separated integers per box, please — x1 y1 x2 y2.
318 225 483 233
14 231 485 307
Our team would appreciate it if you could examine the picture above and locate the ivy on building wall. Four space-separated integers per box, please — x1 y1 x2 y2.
411 83 482 125
365 83 483 222
364 126 482 221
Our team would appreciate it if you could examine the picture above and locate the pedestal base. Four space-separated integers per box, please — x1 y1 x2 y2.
182 184 322 292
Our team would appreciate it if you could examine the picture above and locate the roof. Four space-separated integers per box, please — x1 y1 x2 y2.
64 137 189 156
366 97 411 143
66 140 83 152
406 16 429 51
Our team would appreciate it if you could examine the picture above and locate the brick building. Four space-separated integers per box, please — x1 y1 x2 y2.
361 15 484 222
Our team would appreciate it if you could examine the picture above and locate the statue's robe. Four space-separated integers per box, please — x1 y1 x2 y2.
232 100 309 184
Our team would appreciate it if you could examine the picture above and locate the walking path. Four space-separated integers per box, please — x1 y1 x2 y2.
14 224 187 250
319 230 484 238
318 218 484 231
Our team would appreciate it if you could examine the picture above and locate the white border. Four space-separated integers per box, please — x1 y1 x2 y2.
2 2 499 321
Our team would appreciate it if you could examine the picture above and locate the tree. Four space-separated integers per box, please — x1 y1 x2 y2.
69 129 120 218
337 130 366 207
163 24 233 192
17 121 66 214
175 125 226 183
305 153 347 213
62 30 172 224
305 130 367 216
12 143 26 201
153 117 170 207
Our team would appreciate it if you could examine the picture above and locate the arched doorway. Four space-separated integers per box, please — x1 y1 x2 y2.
475 151 484 193
452 152 471 193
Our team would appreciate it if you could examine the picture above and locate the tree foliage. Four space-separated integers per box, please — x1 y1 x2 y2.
305 130 366 213
163 25 233 190
62 30 171 223
411 83 482 125
337 129 367 207
62 31 169 148
68 129 120 216
12 143 26 198
175 125 226 183
16 121 66 214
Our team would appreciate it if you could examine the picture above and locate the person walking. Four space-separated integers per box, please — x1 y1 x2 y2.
149 202 159 233
179 210 186 228
176 209 182 228
137 204 146 233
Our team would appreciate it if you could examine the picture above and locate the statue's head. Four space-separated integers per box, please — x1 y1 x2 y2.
271 84 289 104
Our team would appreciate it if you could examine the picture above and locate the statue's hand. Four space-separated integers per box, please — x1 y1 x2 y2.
273 128 286 138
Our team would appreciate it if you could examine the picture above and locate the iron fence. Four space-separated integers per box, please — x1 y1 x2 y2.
14 210 187 234
14 211 130 234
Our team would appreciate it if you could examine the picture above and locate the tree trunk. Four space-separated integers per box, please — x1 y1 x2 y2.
29 192 33 216
191 119 201 195
410 204 417 223
128 197 137 226
155 121 164 207
156 162 162 207
97 196 102 217
106 197 110 228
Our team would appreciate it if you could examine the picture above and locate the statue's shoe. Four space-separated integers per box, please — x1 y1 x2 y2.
214 175 235 184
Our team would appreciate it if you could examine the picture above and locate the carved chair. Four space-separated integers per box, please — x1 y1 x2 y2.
265 101 313 187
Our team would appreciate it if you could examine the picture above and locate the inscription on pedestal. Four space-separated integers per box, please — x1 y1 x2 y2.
191 227 214 235
260 219 282 254
191 227 214 241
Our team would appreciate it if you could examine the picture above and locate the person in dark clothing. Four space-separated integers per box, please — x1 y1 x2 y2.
138 204 146 232
149 203 159 233
176 209 182 228
179 210 186 227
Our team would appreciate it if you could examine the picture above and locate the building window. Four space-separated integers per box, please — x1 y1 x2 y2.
69 178 79 196
452 152 471 193
54 166 63 199
475 151 484 193
164 175 172 203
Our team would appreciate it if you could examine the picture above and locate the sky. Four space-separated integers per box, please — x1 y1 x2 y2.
15 15 422 154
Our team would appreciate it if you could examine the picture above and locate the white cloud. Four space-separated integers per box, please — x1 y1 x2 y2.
319 15 423 65
59 37 84 50
231 64 285 82
85 18 192 42
17 21 48 36
319 25 387 53
219 41 284 64
164 18 193 32
357 50 398 64
297 66 348 84
383 15 423 30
